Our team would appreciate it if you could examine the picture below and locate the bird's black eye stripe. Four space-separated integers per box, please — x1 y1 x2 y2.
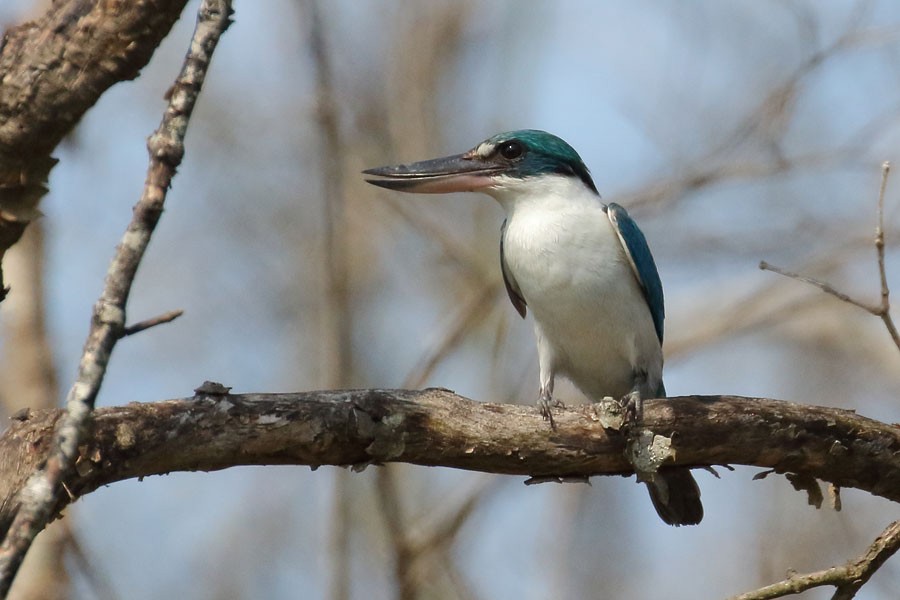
498 140 525 160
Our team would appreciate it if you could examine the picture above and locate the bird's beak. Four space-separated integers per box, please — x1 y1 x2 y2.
363 151 502 193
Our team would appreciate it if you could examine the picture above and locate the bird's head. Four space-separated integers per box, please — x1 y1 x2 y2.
363 130 598 200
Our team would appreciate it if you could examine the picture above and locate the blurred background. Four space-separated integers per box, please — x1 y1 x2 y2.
2 1 900 598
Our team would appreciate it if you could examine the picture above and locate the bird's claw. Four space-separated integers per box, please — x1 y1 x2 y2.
538 391 564 429
619 390 643 425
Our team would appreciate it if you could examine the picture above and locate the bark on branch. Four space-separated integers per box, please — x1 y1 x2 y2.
0 0 190 296
1 390 898 538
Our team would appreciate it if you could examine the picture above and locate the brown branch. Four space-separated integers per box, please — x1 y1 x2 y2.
0 0 192 298
1 391 899 539
0 1 233 594
730 520 900 600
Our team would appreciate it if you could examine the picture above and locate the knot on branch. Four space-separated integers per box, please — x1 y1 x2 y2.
93 300 125 332
627 430 677 483
147 131 185 167
0 155 57 223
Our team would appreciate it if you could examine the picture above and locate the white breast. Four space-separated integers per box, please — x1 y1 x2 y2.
494 177 663 399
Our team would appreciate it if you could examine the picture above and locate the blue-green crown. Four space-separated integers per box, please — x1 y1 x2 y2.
478 130 598 194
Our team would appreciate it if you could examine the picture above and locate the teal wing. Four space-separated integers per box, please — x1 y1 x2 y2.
605 203 665 344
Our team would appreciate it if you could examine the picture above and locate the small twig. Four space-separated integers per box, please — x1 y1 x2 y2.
759 161 899 353
121 309 184 337
874 162 900 350
729 520 900 600
0 1 233 594
758 261 876 312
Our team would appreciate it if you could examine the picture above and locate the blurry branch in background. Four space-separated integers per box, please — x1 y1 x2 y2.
730 520 900 600
63 532 118 600
0 0 234 594
760 162 899 353
303 4 354 600
0 0 191 299
375 272 501 600
403 282 501 390
620 16 900 214
375 472 494 600
0 224 70 600
667 222 891 362
377 195 492 285
364 5 488 599
727 163 899 599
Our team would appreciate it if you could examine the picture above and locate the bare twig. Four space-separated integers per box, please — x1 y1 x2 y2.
758 261 873 311
0 1 233 594
729 520 900 600
760 162 899 352
874 162 900 351
121 309 184 337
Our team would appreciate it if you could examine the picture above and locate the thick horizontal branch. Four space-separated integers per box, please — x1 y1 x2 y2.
2 390 899 536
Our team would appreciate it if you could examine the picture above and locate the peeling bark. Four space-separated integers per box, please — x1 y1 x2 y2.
1 390 898 538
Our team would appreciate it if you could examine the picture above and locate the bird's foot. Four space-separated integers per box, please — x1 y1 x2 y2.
538 390 564 429
619 390 644 425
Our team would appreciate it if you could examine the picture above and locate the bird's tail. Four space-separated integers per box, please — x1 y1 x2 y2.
645 467 703 526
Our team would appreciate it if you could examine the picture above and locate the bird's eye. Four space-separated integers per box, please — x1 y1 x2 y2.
498 140 525 160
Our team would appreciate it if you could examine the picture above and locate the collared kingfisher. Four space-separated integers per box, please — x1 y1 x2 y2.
363 130 702 526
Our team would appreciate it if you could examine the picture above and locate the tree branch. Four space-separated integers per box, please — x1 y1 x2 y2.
760 161 899 353
1 390 899 539
729 520 900 600
0 1 233 593
0 0 192 297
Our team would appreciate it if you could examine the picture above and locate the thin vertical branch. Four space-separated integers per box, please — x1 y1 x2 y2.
0 1 233 594
305 3 353 600
874 162 900 351
374 468 415 600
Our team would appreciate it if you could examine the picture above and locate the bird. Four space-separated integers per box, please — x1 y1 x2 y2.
363 129 702 526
